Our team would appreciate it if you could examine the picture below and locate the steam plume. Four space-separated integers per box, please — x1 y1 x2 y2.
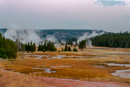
4 29 42 45
45 35 59 43
77 31 104 46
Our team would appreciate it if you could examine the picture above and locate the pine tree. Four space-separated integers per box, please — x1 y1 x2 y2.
73 47 78 52
91 32 130 48
24 42 36 52
38 41 57 52
62 48 64 51
64 44 68 51
79 40 86 51
38 44 42 51
0 33 17 59
68 46 71 51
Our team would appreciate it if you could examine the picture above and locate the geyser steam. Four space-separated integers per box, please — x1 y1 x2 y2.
45 35 59 43
77 31 104 47
4 29 42 45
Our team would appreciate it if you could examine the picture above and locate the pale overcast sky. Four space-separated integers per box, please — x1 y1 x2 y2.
0 0 130 32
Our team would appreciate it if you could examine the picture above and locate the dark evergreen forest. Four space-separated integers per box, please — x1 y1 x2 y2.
91 32 130 48
38 41 57 52
0 33 17 59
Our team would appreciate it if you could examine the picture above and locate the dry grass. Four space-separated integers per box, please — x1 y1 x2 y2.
0 69 46 87
1 47 130 84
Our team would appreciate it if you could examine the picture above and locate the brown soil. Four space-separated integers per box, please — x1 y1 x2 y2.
37 77 129 87
0 68 129 87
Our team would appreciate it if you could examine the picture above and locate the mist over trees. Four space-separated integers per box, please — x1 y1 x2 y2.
91 32 130 48
38 41 57 52
0 33 17 59
1 30 130 60
66 38 77 46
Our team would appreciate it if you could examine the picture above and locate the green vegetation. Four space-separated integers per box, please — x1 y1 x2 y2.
3 48 130 84
73 47 78 52
38 41 57 52
62 44 78 52
91 32 130 48
0 33 17 59
64 44 68 51
79 40 86 51
24 42 36 52
62 44 72 51
68 46 72 51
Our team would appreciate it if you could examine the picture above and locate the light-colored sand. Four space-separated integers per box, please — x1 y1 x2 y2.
112 69 130 78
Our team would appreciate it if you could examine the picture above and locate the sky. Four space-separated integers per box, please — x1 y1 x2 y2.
0 0 130 32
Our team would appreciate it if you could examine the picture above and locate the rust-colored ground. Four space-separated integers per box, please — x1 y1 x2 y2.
38 77 130 87
0 68 129 87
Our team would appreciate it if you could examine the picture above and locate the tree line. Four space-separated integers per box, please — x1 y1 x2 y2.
0 33 17 59
91 32 130 48
0 32 86 59
38 41 57 52
1 31 129 60
16 41 36 53
62 44 78 52
24 42 36 52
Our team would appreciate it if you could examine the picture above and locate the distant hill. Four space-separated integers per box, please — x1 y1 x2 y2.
36 29 106 40
0 28 106 41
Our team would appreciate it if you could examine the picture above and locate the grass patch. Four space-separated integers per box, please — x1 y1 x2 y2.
0 70 46 87
1 47 130 84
